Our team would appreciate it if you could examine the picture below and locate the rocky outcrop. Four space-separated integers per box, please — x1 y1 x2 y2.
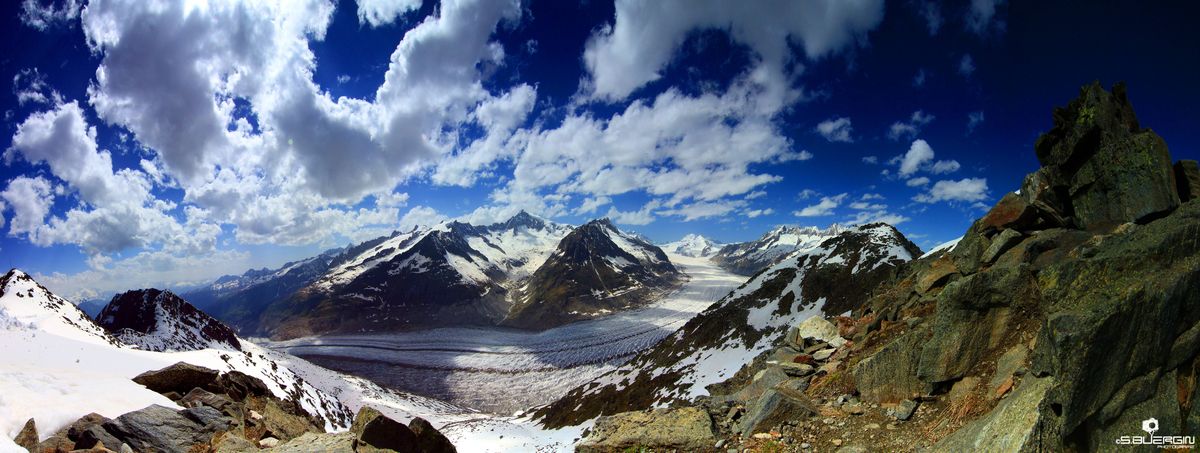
96 289 241 351
1176 159 1200 202
575 407 717 452
1031 81 1179 230
101 405 233 453
14 418 38 451
132 362 221 396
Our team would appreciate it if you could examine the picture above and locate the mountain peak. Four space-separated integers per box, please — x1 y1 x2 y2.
97 289 241 352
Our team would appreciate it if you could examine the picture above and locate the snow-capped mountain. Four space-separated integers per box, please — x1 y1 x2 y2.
531 223 921 428
503 219 684 329
0 269 491 446
96 289 242 352
711 224 847 275
660 234 724 258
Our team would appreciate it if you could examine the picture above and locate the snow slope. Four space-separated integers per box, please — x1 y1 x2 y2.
265 254 741 414
660 234 724 258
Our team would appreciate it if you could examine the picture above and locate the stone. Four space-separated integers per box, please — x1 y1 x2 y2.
35 433 76 453
737 388 818 437
979 193 1043 235
76 425 124 451
211 431 257 453
989 344 1029 392
729 366 789 403
777 361 815 377
258 437 280 448
931 376 1058 452
408 417 457 453
792 316 847 348
257 397 318 441
103 404 229 453
890 400 918 421
994 376 1014 398
919 265 1039 384
915 256 959 294
214 371 271 401
949 223 991 275
1033 82 1179 229
15 418 38 451
356 413 418 453
576 407 716 453
843 404 865 415
948 377 980 405
853 328 931 403
131 362 220 397
812 348 836 361
1176 159 1200 202
981 229 1022 264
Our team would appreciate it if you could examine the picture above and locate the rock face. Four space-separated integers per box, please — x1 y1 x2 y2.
504 219 683 329
842 83 1200 451
1031 81 1179 229
1176 159 1200 202
96 289 241 351
575 407 716 452
101 404 233 453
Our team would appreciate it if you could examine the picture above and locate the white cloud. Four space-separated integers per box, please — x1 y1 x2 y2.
797 189 820 200
914 177 989 203
605 205 655 225
916 1 942 35
745 208 774 218
34 247 252 302
847 209 909 226
930 160 961 174
19 0 80 30
967 111 985 134
913 68 927 87
660 199 746 221
862 155 878 164
794 193 847 217
574 196 612 215
399 206 448 230
897 139 935 177
12 68 62 106
966 0 1005 35
355 0 423 27
580 0 885 101
816 117 854 143
906 176 930 187
860 193 884 200
1 176 55 241
848 201 886 210
888 110 934 141
959 54 976 76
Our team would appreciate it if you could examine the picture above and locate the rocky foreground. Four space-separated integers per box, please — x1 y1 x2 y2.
11 362 457 453
572 82 1200 452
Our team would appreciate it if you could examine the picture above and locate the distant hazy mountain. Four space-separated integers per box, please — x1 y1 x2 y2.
660 234 724 258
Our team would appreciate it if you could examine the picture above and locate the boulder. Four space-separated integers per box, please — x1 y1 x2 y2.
979 193 1043 235
981 229 1022 264
214 370 271 401
737 388 818 436
271 432 355 452
918 265 1039 384
350 407 417 453
777 362 815 377
254 397 320 442
889 399 918 421
932 376 1059 452
576 407 716 453
131 362 219 397
949 224 991 276
989 343 1030 393
102 404 230 453
179 387 240 417
1033 82 1179 229
853 328 931 403
409 417 457 453
15 418 38 451
915 256 959 294
1176 159 1200 202
791 315 846 348
75 425 124 451
727 366 789 403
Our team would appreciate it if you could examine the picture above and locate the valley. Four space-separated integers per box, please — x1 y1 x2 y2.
265 254 744 414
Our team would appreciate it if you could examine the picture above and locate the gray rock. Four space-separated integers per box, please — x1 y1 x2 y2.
409 417 456 453
132 362 220 396
981 229 1022 264
989 344 1030 393
76 424 125 451
1176 159 1200 202
576 407 716 453
103 404 229 453
931 376 1058 452
270 432 355 453
853 328 931 403
350 407 417 452
777 361 815 377
728 366 789 403
738 388 817 437
890 399 918 421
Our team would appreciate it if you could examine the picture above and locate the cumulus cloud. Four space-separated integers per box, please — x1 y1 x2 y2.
967 111 985 134
399 206 448 230
887 110 934 141
930 160 961 174
966 0 1006 35
606 205 655 225
660 199 747 221
794 193 847 217
356 0 423 27
846 209 909 226
745 208 774 218
580 0 885 101
19 0 80 30
914 177 989 203
35 248 252 302
1 176 56 241
816 117 855 143
12 68 62 106
959 54 976 76
897 139 935 177
906 176 930 187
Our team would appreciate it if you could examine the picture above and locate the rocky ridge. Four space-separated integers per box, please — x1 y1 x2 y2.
570 82 1200 452
97 289 242 352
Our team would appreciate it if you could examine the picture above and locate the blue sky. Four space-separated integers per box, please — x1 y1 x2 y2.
1 0 1198 300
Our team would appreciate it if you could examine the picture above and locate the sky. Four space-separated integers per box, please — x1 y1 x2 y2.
1 0 1198 300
